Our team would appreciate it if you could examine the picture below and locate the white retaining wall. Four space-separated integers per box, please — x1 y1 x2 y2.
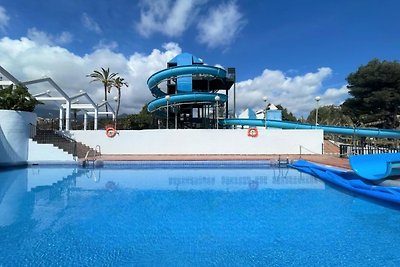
69 129 323 155
28 140 75 163
0 110 36 165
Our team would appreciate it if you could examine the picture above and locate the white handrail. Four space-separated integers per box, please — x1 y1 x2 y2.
83 145 101 167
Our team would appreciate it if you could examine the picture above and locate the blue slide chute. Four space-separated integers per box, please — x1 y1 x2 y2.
349 153 400 181
291 160 400 206
222 119 400 139
148 93 228 112
147 65 227 98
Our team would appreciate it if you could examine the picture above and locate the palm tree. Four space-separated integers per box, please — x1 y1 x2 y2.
86 67 117 117
113 76 129 128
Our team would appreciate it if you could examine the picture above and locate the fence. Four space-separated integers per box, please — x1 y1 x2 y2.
339 144 400 158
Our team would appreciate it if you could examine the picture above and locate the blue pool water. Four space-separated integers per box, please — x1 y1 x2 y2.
1 161 400 266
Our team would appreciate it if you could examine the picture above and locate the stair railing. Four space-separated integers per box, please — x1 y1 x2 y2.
83 145 101 167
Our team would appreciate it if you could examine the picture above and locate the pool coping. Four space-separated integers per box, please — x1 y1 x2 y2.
86 154 350 170
2 154 349 170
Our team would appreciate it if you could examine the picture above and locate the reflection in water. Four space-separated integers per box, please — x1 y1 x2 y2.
0 166 322 228
0 168 27 226
76 167 324 191
0 165 399 266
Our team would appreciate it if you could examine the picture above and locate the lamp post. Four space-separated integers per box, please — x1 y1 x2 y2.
165 95 170 129
315 96 321 126
263 96 268 129
113 96 118 128
215 95 220 129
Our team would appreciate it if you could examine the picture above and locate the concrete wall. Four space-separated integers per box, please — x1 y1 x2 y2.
69 129 323 155
0 110 36 165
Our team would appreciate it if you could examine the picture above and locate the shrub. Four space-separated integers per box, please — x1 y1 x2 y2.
0 85 41 112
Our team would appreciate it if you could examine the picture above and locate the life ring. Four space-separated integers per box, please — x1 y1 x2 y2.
105 127 117 138
247 127 258 137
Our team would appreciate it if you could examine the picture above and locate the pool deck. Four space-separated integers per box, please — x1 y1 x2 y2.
97 154 350 170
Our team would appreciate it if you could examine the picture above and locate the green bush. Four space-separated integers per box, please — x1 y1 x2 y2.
0 85 41 112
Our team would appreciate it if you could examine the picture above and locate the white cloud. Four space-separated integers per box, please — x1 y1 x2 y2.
27 28 73 46
0 6 9 32
27 28 53 45
322 85 349 105
197 1 246 48
136 0 245 49
93 40 118 51
0 37 180 114
81 13 102 34
233 67 348 117
55 32 73 45
136 0 204 38
125 43 182 109
0 35 347 118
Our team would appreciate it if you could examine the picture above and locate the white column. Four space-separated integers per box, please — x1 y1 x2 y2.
94 107 98 130
165 95 170 129
84 113 87 131
315 96 321 126
59 107 63 131
65 100 71 131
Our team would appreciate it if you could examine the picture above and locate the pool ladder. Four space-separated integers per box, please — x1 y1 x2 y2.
276 155 290 167
83 145 102 167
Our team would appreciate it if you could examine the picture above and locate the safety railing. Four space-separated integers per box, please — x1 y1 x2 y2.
339 144 400 158
83 145 101 167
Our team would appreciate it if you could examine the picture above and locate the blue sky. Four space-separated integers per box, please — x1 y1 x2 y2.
0 0 399 117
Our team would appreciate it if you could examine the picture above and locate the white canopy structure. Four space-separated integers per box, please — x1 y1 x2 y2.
0 65 116 131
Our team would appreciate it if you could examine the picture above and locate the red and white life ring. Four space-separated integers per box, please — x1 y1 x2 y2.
247 127 258 138
105 127 117 138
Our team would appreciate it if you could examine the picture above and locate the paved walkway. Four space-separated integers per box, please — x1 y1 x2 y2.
96 154 350 170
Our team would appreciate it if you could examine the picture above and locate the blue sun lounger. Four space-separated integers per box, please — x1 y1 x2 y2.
349 153 400 181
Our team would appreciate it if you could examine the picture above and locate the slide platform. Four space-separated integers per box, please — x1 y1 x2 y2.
291 160 400 206
349 153 400 181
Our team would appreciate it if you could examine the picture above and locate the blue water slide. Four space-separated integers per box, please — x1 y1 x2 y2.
222 119 400 139
148 93 228 112
291 160 400 206
349 153 400 180
147 65 227 97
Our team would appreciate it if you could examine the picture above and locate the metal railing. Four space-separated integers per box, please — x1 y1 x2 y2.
83 145 101 167
339 144 400 158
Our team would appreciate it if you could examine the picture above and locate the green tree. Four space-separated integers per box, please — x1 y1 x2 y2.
0 84 41 112
113 76 128 128
342 59 400 129
87 67 117 116
276 104 297 121
307 105 353 126
121 105 156 130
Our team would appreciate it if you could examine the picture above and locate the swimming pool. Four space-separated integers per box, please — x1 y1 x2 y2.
1 161 400 266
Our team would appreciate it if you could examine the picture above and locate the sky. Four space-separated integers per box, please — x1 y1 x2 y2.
0 0 399 118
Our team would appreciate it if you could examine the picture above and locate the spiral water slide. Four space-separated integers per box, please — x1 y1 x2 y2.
147 65 228 112
147 64 400 139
